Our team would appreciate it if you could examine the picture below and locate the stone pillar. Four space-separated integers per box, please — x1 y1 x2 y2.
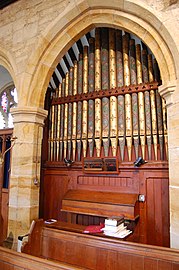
7 106 48 250
159 80 179 249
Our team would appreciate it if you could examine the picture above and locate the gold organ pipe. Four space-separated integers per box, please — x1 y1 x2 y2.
95 28 101 91
95 28 102 157
109 28 116 89
123 35 130 86
150 90 158 160
116 29 123 87
82 46 88 157
136 44 143 84
156 90 164 160
109 29 118 156
48 106 52 161
63 103 68 159
69 67 73 96
136 44 146 158
125 94 132 160
58 83 62 98
110 96 118 156
73 60 78 95
67 103 72 159
95 99 102 157
148 54 154 82
65 72 69 97
56 83 62 161
138 94 146 159
72 61 78 160
123 34 132 160
51 105 55 161
72 102 77 161
88 38 95 156
83 46 88 94
78 54 83 94
61 78 65 97
95 99 102 138
57 104 61 161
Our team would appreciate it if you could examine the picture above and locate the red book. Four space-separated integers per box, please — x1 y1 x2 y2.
83 223 104 234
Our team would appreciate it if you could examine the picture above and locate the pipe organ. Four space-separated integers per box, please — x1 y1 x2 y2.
47 27 167 163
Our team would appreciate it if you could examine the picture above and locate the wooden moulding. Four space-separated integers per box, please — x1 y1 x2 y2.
52 82 160 105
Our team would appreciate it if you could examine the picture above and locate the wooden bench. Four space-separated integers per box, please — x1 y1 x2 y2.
0 246 81 270
61 190 139 221
22 219 179 270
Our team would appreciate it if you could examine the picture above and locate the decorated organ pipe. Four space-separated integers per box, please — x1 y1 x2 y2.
76 53 83 161
109 29 118 156
88 38 95 157
136 44 146 159
123 33 132 161
71 61 78 160
116 30 125 160
101 28 110 157
56 84 61 161
156 90 164 160
82 46 88 158
130 39 139 159
49 27 168 164
95 28 102 157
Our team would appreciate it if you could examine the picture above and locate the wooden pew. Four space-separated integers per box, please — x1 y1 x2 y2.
22 219 179 270
0 246 82 270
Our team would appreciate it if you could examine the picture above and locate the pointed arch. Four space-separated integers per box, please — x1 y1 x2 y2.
24 1 178 108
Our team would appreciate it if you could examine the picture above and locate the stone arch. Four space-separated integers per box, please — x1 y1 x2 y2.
0 45 18 90
24 1 178 108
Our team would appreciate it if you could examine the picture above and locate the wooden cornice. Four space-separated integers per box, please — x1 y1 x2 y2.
52 81 160 105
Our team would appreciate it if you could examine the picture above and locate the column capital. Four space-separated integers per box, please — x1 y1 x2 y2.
158 80 177 107
11 106 48 126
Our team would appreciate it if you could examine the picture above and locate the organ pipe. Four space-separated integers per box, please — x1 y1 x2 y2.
123 34 132 161
101 28 110 156
95 28 102 157
48 27 167 164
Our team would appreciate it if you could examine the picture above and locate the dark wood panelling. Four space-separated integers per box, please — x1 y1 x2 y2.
41 162 169 247
43 172 70 220
77 174 139 193
146 177 169 247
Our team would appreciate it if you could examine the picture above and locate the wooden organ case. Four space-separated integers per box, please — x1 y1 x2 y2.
40 28 169 247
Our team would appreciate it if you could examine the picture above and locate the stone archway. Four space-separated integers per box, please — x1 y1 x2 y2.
23 1 178 109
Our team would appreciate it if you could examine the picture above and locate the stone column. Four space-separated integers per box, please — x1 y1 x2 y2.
7 106 48 250
159 80 179 249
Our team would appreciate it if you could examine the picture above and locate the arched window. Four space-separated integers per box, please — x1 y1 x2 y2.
0 85 18 129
